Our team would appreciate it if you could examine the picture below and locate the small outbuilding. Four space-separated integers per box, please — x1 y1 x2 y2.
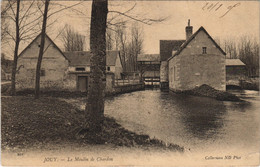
64 50 123 92
225 59 246 85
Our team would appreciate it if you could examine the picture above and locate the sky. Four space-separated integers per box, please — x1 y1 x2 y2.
1 1 259 58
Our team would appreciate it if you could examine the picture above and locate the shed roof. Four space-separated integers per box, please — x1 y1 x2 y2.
226 59 245 66
160 40 185 61
137 54 160 62
63 50 120 66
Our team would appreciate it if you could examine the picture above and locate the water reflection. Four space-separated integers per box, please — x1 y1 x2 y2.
105 89 259 153
167 93 226 139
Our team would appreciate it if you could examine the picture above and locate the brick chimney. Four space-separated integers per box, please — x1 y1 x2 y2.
185 19 193 40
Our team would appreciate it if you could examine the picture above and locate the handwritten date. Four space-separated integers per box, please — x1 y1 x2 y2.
202 2 241 18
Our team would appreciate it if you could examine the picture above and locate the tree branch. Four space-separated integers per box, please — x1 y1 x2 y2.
109 10 169 26
47 1 83 18
19 0 36 26
50 2 86 16
7 0 16 18
5 30 16 41
19 15 42 31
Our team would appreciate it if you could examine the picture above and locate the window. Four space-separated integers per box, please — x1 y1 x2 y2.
40 69 45 76
76 67 85 71
202 47 207 54
107 66 110 71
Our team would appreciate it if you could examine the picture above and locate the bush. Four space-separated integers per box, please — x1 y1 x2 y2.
179 84 241 102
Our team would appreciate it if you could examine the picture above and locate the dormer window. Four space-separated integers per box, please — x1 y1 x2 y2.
202 47 207 54
76 67 85 71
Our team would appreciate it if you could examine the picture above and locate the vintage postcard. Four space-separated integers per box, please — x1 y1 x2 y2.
1 0 259 166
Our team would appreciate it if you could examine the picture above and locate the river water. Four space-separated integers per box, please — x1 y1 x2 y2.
104 89 260 155
3 89 259 166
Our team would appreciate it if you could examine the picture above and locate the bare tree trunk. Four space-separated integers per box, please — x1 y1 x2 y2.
85 0 108 132
11 0 20 96
35 0 50 99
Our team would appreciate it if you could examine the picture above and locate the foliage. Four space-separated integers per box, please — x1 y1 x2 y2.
179 84 242 102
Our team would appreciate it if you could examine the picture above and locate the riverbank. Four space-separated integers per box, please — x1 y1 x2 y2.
1 84 144 98
240 78 259 91
1 96 183 152
175 84 242 102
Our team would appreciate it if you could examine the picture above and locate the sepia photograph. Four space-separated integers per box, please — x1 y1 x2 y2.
1 0 259 166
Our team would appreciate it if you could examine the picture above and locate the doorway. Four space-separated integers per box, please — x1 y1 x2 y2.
78 76 88 92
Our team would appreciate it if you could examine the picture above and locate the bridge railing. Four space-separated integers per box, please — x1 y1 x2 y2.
115 79 141 86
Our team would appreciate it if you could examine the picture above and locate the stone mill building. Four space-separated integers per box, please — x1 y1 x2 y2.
160 20 226 91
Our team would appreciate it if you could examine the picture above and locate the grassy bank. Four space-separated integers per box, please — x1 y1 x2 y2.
2 88 88 98
1 96 183 152
2 87 145 98
240 78 259 91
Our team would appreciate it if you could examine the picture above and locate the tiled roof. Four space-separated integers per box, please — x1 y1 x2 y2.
63 50 120 66
160 40 185 61
168 26 226 61
63 51 90 66
226 59 245 66
137 54 160 62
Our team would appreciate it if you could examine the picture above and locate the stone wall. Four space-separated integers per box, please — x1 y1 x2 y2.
168 56 181 90
168 29 226 91
16 35 141 94
160 61 168 82
16 36 69 90
179 54 225 91
106 84 144 96
114 53 123 79
106 73 115 93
